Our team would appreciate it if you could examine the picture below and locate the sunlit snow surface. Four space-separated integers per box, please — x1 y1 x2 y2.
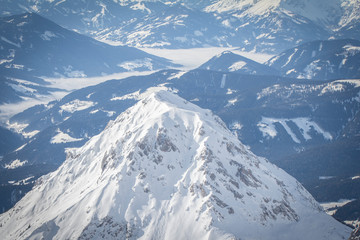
59 99 96 113
257 117 332 143
257 79 360 101
4 159 28 169
50 129 83 144
0 90 350 240
321 199 354 216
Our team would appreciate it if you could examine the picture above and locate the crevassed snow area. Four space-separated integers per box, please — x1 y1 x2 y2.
4 159 28 169
257 117 332 142
50 129 83 144
59 99 96 113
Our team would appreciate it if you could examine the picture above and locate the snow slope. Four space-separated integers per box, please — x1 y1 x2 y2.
198 50 279 75
202 0 352 30
0 90 350 239
0 0 339 52
267 39 360 80
0 12 173 77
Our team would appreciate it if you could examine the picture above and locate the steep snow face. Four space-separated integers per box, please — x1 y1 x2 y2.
0 91 350 239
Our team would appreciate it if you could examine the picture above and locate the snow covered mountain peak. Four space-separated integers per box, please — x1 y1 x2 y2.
0 90 350 239
204 0 348 28
204 0 281 14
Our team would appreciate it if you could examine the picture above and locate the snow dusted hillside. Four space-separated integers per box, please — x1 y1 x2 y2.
1 0 352 53
0 90 350 239
198 51 279 75
0 12 177 122
0 0 233 49
0 12 173 77
200 0 359 32
267 39 360 80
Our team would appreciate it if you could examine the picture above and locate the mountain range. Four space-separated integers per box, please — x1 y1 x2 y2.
1 0 359 52
266 39 360 80
0 11 176 123
0 90 350 239
1 68 359 224
0 0 359 238
0 12 174 77
198 50 279 76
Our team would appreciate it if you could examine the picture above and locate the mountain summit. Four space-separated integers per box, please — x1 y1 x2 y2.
0 90 350 239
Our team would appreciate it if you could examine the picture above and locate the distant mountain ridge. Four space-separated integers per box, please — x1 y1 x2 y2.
198 51 279 75
266 39 360 80
0 12 173 77
0 12 175 111
182 0 359 34
1 0 359 52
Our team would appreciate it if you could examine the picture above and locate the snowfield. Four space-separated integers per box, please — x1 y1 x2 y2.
257 117 333 142
50 129 83 144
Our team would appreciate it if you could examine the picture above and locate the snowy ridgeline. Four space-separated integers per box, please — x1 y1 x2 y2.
0 90 350 240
